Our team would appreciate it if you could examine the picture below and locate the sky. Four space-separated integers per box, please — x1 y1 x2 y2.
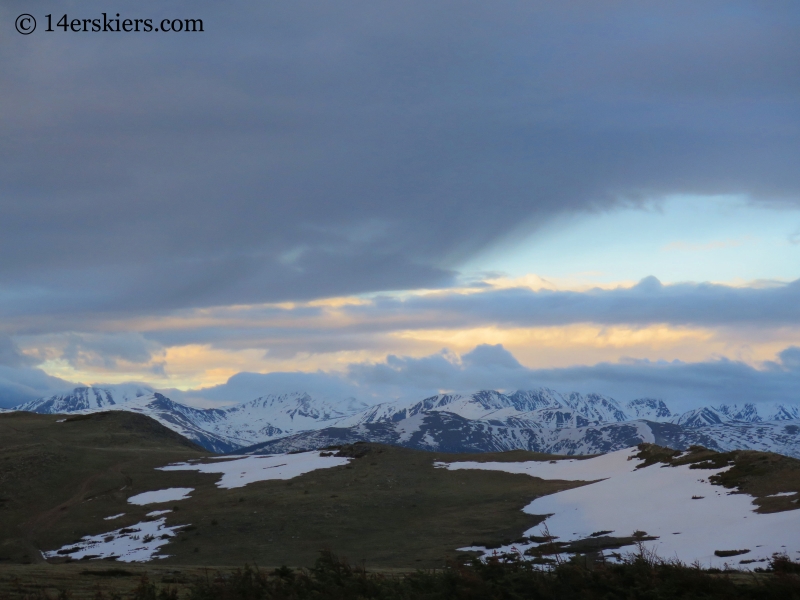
1 0 799 411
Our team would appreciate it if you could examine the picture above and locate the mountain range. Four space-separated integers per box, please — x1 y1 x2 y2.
12 385 800 457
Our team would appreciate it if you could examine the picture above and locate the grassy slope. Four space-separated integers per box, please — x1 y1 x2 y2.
0 412 212 565
138 443 584 569
5 414 799 598
0 413 584 571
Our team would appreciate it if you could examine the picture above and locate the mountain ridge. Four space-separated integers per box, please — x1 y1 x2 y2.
13 385 800 458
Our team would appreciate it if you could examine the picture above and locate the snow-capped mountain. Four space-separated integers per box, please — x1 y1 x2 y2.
670 402 800 428
202 392 369 445
714 402 800 422
16 384 154 413
14 386 369 452
11 386 800 459
670 406 730 428
18 386 241 453
625 398 672 421
240 412 800 459
338 389 633 430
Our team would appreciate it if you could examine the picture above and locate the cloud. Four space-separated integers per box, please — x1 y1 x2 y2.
351 277 800 329
462 344 523 370
774 346 800 371
139 278 800 356
5 277 797 394
0 366 74 408
181 343 800 412
18 276 797 350
184 371 361 405
347 344 800 411
0 0 798 318
59 333 159 370
0 335 35 368
5 340 800 413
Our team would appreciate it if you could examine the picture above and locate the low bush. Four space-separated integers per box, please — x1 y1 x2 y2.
180 549 800 600
17 550 800 599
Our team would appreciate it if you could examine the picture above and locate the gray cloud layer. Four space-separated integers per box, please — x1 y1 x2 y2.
187 343 800 412
2 0 799 319
8 276 799 345
117 278 800 358
356 277 800 328
3 340 799 411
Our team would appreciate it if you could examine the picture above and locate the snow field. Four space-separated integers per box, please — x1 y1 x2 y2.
439 448 800 569
127 487 194 505
42 517 186 562
158 451 351 489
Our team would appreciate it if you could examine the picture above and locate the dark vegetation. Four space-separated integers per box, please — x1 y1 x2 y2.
3 550 800 599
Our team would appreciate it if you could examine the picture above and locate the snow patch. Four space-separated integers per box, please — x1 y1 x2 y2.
158 451 350 489
146 510 172 517
396 412 426 443
42 517 186 562
439 448 800 569
437 447 639 481
127 488 193 505
103 513 125 521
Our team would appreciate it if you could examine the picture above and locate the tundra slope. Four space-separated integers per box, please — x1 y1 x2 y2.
15 386 800 457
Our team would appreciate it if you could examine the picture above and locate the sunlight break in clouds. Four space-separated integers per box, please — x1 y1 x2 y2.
8 273 800 394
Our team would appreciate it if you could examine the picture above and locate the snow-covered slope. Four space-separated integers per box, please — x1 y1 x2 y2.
671 406 730 427
715 402 800 422
242 410 800 458
669 403 800 428
440 448 800 569
208 392 369 443
17 387 242 452
625 398 672 421
339 389 631 430
17 384 153 413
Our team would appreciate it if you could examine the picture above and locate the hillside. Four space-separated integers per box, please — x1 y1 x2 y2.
0 412 210 565
2 411 800 599
0 412 584 569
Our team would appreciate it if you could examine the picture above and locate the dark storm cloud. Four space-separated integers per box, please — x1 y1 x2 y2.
1 0 798 317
